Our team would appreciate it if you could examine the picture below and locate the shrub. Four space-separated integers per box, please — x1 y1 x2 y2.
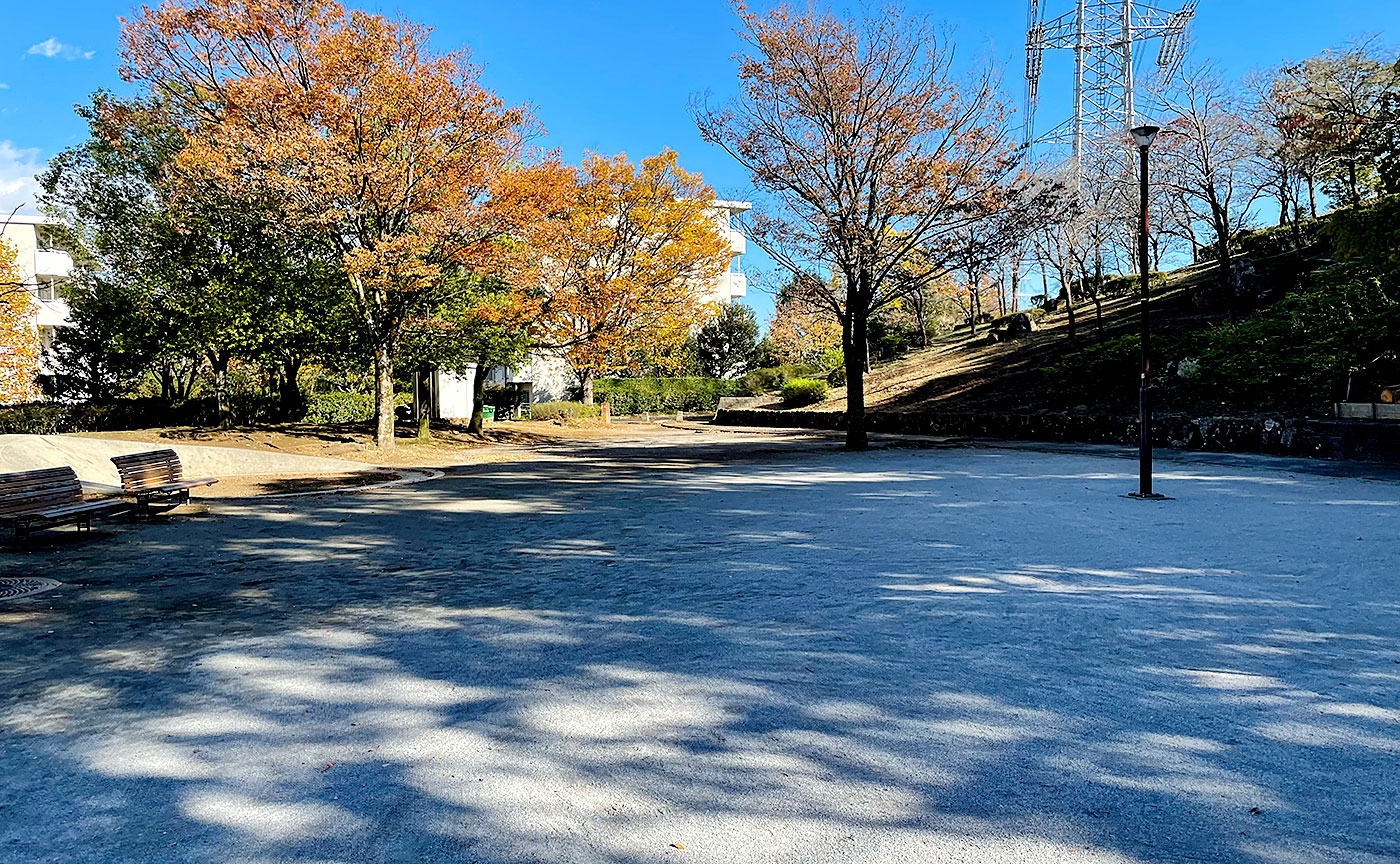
594 377 743 415
1042 334 1164 408
529 401 602 422
781 378 829 407
0 395 281 433
1181 263 1398 410
739 363 820 395
303 392 375 424
482 384 528 420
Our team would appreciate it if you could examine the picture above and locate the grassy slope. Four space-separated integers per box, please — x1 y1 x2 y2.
815 261 1234 415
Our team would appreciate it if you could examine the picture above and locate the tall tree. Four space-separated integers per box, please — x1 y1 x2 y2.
42 92 354 421
695 302 760 378
119 0 567 447
695 2 1018 448
1150 60 1261 316
399 270 537 435
766 274 844 365
1274 40 1400 206
535 150 729 403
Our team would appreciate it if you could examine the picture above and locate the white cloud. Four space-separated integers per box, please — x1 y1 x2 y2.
0 83 10 90
0 141 43 217
26 38 94 61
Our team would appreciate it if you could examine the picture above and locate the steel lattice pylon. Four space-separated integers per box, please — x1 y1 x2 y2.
1025 0 1196 195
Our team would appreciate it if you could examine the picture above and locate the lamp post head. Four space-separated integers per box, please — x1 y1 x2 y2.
1131 125 1161 148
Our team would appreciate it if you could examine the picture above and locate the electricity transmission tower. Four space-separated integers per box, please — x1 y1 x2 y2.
1025 0 1196 193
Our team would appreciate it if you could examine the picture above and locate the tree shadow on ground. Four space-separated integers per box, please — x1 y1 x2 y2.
1 439 1398 864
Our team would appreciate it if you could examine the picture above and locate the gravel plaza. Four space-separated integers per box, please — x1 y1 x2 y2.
2 431 1398 864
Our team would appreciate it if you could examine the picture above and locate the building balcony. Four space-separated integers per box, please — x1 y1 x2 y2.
728 230 746 256
723 272 747 299
34 297 72 328
34 249 73 278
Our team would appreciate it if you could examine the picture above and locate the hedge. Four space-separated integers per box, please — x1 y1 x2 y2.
781 378 829 407
0 396 278 434
303 392 375 424
594 377 743 415
529 401 603 422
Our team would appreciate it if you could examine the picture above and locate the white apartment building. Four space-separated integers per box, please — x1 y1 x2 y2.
1 215 75 364
464 199 752 414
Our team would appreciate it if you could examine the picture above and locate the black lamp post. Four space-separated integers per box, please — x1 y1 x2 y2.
1128 124 1166 500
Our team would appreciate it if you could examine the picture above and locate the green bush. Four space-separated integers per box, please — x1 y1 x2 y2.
781 378 829 407
1325 195 1400 278
1181 263 1398 410
529 401 602 422
0 396 282 433
303 392 375 424
301 391 412 424
594 377 744 415
739 363 821 395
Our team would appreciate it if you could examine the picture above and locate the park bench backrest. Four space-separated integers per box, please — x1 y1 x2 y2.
0 467 84 517
111 449 185 493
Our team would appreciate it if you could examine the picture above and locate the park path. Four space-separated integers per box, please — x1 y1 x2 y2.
1 433 1397 864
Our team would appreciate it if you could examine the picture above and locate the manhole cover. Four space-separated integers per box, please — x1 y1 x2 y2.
0 578 61 600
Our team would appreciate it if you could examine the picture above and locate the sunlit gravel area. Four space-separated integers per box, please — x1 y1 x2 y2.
2 432 1398 864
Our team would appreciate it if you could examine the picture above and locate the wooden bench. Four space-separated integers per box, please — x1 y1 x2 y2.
0 466 128 539
110 449 218 512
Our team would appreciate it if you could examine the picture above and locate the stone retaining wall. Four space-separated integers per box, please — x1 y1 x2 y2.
713 408 1400 464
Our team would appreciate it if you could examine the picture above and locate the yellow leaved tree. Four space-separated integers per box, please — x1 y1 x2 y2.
119 0 569 447
0 238 42 405
535 150 730 403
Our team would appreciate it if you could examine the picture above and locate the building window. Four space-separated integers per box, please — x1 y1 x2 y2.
34 226 61 252
36 277 59 302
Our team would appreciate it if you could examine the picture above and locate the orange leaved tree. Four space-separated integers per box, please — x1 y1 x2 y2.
535 150 730 403
0 237 42 405
696 3 1019 448
119 0 567 447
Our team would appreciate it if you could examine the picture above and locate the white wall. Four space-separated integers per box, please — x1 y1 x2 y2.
433 367 476 420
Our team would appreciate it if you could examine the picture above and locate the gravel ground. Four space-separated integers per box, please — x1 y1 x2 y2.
1 432 1397 864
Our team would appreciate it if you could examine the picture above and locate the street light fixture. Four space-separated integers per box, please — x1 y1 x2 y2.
1128 124 1167 500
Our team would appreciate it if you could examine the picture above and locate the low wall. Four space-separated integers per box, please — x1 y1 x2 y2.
713 408 1400 464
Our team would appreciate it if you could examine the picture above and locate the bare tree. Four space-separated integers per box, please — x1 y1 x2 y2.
695 2 1018 449
1149 59 1262 317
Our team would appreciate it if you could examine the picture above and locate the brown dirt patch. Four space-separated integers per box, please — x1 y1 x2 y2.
73 418 673 468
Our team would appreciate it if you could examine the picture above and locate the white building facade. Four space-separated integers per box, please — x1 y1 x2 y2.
470 199 752 412
2 215 75 365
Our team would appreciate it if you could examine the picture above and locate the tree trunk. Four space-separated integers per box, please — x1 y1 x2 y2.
373 343 395 449
160 362 176 404
1214 211 1235 322
1063 280 1076 342
417 371 432 441
279 358 304 420
580 369 595 405
210 351 232 429
468 361 489 435
911 288 928 348
1306 174 1318 218
843 307 868 451
1010 259 1020 313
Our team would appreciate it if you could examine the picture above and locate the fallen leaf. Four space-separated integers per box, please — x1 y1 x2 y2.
670 843 685 850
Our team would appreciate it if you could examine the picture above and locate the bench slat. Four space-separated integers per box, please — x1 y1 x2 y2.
0 466 125 532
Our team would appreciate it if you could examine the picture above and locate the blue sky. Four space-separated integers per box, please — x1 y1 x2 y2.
1 0 1396 323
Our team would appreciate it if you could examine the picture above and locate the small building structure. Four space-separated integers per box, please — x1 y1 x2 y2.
2 215 75 363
